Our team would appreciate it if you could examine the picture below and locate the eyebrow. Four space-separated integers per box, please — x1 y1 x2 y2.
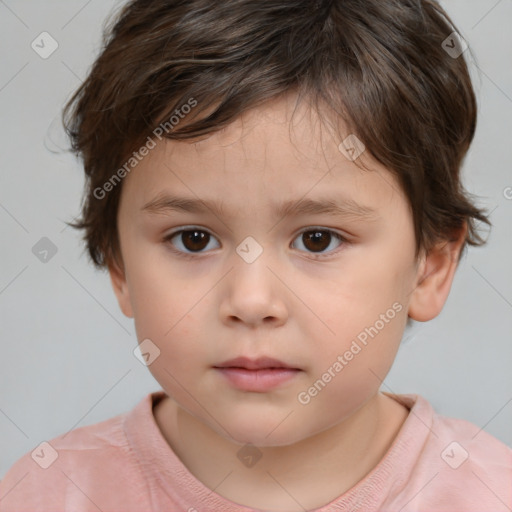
141 193 380 222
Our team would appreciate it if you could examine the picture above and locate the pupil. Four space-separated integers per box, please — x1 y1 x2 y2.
184 230 208 251
304 231 330 252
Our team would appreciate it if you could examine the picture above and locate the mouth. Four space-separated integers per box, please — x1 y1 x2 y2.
213 356 302 392
213 356 300 371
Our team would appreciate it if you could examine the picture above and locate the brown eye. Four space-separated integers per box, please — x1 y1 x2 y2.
181 230 209 251
292 228 346 257
165 228 220 254
302 231 331 252
164 226 346 259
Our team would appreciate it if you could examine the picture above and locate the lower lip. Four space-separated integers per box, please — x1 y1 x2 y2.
214 367 301 392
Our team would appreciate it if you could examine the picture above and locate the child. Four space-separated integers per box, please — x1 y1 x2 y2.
1 0 510 510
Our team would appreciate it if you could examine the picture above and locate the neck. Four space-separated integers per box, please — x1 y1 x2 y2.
154 392 408 511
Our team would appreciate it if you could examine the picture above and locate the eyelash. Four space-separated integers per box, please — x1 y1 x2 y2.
162 226 349 261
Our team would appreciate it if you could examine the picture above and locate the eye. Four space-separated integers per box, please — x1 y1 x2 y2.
163 227 220 257
163 226 347 259
291 228 347 258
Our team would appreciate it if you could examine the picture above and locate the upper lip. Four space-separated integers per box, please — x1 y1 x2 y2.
213 356 300 370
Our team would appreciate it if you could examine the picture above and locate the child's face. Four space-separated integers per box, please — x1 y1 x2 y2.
111 95 425 446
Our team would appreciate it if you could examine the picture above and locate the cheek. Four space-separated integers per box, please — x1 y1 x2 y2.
313 265 409 383
130 284 172 340
320 262 407 331
128 264 213 364
126 250 192 336
297 309 407 430
317 310 406 385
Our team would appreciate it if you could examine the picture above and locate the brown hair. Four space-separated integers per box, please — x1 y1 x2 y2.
62 0 491 272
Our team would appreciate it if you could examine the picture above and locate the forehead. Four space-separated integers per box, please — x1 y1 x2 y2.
119 95 405 218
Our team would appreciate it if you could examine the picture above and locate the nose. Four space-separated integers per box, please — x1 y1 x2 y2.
219 250 288 328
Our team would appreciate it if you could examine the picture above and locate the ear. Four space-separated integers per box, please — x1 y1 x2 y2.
108 259 134 318
408 223 467 322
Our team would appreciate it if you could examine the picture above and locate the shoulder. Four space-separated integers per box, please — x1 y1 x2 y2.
430 406 512 472
391 394 512 510
429 413 512 508
0 407 147 511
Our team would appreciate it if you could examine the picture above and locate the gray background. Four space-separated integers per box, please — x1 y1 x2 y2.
1 0 511 479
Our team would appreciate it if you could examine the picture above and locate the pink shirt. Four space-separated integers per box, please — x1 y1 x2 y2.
1 391 511 511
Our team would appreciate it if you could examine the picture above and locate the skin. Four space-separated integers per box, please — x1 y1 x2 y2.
109 94 466 511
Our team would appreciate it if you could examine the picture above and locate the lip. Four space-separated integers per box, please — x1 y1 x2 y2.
214 356 299 370
214 367 301 392
213 357 302 392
